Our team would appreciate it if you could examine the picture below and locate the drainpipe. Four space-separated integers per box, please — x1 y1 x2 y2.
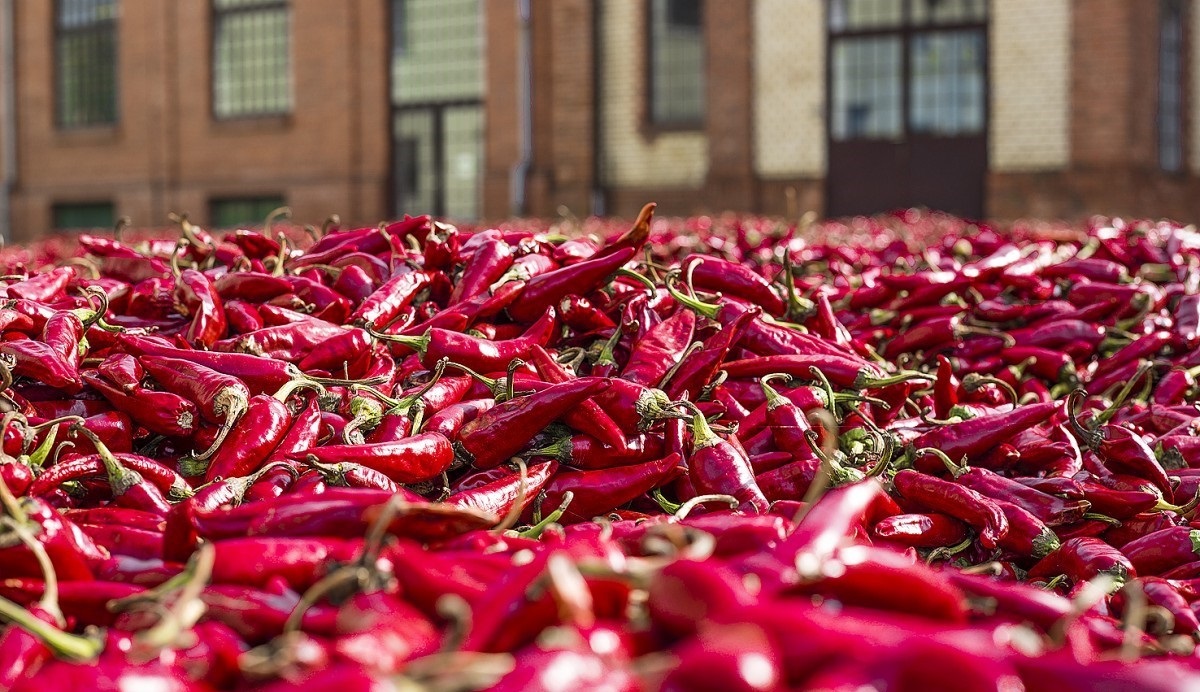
590 0 605 216
509 0 532 216
0 0 15 243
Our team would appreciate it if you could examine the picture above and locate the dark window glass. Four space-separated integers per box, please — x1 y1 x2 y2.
828 0 903 31
210 196 286 228
212 0 291 118
910 0 987 26
393 0 408 56
649 0 705 126
52 201 115 230
1159 0 1185 172
55 0 119 128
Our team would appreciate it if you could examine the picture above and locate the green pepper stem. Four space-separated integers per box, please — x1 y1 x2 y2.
672 494 738 520
189 390 249 462
911 446 966 477
70 425 140 497
1094 361 1154 427
0 594 103 661
663 270 721 320
365 327 430 354
520 491 573 539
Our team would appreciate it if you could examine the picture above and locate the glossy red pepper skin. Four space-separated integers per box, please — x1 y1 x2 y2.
528 453 682 524
456 377 610 469
81 372 198 438
871 512 970 548
893 470 1009 549
684 255 786 316
201 394 294 482
620 308 696 386
1120 526 1200 576
0 339 81 392
910 401 1058 466
296 432 454 484
350 270 432 327
689 413 769 513
1029 536 1136 584
175 268 227 347
666 308 759 400
954 467 1089 526
448 459 558 516
118 333 293 394
508 247 637 323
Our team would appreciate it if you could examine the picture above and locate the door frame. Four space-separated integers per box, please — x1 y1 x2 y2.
824 0 990 218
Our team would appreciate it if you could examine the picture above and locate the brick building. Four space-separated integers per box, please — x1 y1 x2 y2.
0 0 1197 241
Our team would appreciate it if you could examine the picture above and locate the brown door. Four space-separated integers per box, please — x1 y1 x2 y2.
826 0 988 218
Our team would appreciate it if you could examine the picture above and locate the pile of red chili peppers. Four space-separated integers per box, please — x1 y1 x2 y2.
4 207 1200 689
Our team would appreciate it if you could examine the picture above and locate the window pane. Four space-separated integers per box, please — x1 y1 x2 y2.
53 202 115 230
831 36 902 140
393 111 437 215
829 0 903 31
392 0 484 105
211 196 286 228
213 1 291 118
650 0 705 125
56 0 118 128
1159 0 1184 172
911 0 987 25
443 106 483 219
909 30 985 136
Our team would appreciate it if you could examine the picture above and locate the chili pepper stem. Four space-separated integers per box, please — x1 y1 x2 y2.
366 327 430 354
1066 389 1104 450
0 595 104 661
520 491 574 539
1094 361 1155 427
663 270 721 320
25 422 61 469
960 374 1020 408
650 488 683 514
925 536 974 565
189 391 249 462
70 424 142 497
912 446 967 478
672 494 739 520
854 370 932 390
134 543 215 653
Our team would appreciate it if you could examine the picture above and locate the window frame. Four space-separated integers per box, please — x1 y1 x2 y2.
210 0 293 121
825 0 989 143
53 0 120 130
643 0 707 132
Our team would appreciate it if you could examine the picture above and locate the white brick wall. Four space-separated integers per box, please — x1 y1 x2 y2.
753 0 825 178
990 0 1070 171
598 0 708 188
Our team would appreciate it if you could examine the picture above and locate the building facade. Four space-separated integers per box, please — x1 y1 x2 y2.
0 0 1197 241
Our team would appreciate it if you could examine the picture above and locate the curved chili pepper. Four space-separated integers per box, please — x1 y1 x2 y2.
174 268 227 347
349 270 433 328
140 355 249 461
1120 526 1200 576
456 377 610 469
301 457 400 493
1029 536 1135 585
871 512 969 548
196 378 316 482
892 469 1009 549
908 401 1058 466
620 308 696 386
373 307 557 373
528 452 682 524
295 432 454 485
531 432 664 470
81 372 198 439
448 460 557 516
508 247 637 323
688 411 769 513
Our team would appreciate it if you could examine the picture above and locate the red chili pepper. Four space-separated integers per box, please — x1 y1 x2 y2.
374 306 557 373
909 400 1058 466
296 432 454 485
117 333 294 394
529 452 682 524
683 255 785 316
532 432 665 470
456 377 610 469
450 237 515 304
1029 536 1135 585
871 512 969 548
174 268 227 347
448 460 557 516
892 469 1009 549
1120 526 1200 576
140 355 249 461
349 270 433 328
507 247 637 323
81 372 198 439
196 378 316 482
620 308 696 386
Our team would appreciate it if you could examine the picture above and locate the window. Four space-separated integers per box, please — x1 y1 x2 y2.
1159 0 1185 172
210 196 286 228
648 0 705 126
212 0 291 118
52 202 115 231
55 0 119 128
829 0 987 142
